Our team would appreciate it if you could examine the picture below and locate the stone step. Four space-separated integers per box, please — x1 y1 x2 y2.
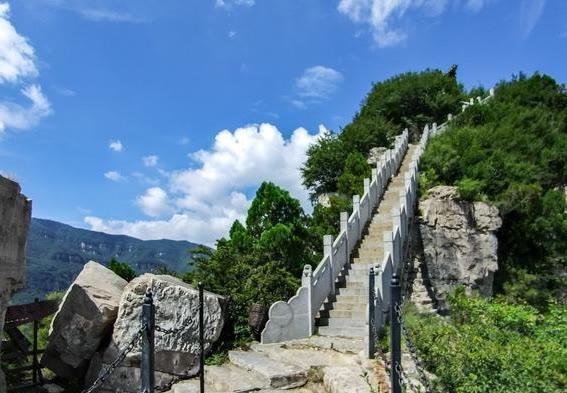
352 257 381 264
348 264 377 273
317 326 366 338
334 294 367 304
328 309 366 319
346 269 374 279
205 363 267 392
250 343 360 369
323 366 377 393
228 350 308 390
331 302 367 312
342 282 368 290
337 287 368 296
318 317 366 328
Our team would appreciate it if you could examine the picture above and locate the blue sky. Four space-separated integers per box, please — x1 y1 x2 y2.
1 0 565 245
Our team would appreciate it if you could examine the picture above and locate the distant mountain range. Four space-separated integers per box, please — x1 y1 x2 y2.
13 218 202 303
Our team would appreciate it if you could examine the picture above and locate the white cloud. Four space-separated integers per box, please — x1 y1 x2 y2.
0 84 52 134
519 0 545 38
104 171 124 182
86 123 327 246
228 30 237 38
215 0 255 9
0 3 38 83
109 140 123 152
79 8 146 23
338 0 494 47
143 154 159 167
0 3 51 136
136 187 174 217
296 66 343 100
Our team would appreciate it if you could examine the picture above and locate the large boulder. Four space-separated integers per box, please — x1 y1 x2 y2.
0 176 32 392
87 274 226 392
41 261 128 381
419 186 502 311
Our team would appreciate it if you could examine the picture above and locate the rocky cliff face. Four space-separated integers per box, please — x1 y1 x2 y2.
419 186 501 312
0 176 32 391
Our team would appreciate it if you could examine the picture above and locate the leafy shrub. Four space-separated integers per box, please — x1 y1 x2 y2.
405 291 567 393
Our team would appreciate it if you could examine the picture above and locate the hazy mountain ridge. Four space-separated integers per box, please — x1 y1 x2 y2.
14 218 201 303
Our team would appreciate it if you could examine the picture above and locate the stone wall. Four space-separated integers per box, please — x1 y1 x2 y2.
0 175 32 391
419 186 501 311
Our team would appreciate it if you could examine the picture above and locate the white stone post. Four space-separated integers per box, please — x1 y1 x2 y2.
490 87 495 97
301 265 313 334
371 169 378 206
391 207 401 265
383 231 394 263
353 195 361 241
323 235 335 297
448 113 453 121
340 212 349 263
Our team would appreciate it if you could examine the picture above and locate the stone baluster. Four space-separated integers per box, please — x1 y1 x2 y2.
323 235 335 297
353 195 361 241
302 265 313 333
340 212 349 263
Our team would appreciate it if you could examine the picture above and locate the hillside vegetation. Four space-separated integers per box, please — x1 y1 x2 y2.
188 69 566 392
19 218 201 303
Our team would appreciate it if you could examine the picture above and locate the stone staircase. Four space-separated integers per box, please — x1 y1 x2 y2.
166 336 383 393
316 144 419 338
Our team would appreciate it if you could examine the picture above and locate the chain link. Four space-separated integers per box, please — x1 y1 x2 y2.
80 327 144 393
154 325 184 335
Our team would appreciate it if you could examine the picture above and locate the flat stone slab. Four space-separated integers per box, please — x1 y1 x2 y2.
206 363 267 391
250 344 359 370
228 350 308 389
323 366 374 393
281 336 365 354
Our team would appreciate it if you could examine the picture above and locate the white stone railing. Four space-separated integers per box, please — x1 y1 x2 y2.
261 130 409 344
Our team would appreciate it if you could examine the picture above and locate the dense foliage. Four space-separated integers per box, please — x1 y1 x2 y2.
185 182 317 341
420 74 567 305
108 258 137 282
302 68 464 203
405 289 566 393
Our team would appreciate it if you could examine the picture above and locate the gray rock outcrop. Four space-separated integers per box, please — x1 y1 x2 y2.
367 147 387 165
41 261 128 382
419 186 502 311
0 176 32 392
88 274 226 392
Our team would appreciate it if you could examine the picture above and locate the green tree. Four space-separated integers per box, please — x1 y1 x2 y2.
337 151 372 197
108 258 137 282
187 181 316 342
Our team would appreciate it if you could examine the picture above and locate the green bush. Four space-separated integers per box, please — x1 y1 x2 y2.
405 290 567 393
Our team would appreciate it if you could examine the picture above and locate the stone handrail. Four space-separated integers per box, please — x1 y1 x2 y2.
261 130 409 343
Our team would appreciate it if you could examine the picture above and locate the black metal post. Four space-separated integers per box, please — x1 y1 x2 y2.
390 274 402 393
198 282 205 393
368 267 376 359
32 298 39 386
141 289 155 393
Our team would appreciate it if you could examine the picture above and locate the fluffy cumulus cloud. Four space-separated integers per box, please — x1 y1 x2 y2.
86 123 327 246
0 3 51 136
136 187 174 217
109 139 123 152
338 0 493 47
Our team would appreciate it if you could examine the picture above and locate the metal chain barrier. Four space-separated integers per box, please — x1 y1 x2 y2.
80 327 145 393
395 296 435 392
154 324 185 335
